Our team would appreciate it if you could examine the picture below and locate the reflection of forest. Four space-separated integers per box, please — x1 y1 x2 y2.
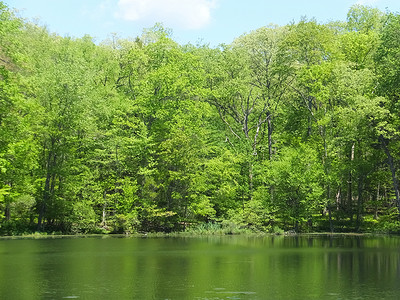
0 236 399 299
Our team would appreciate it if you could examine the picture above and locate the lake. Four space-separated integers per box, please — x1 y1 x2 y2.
0 234 399 299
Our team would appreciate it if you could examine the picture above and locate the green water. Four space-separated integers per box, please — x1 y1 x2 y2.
0 235 399 299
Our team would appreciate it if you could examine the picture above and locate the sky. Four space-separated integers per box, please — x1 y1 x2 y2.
4 0 400 46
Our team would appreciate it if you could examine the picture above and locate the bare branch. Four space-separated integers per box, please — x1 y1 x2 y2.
217 108 241 139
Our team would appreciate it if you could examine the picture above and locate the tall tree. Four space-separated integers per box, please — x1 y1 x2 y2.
375 12 400 218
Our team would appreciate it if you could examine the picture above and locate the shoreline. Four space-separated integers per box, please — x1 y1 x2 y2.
0 231 396 240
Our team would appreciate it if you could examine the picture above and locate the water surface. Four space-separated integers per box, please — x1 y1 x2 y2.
0 234 399 299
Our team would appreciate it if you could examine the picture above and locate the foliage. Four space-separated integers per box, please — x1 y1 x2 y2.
1 1 400 234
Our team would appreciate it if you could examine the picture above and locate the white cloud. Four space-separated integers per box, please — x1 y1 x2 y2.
116 0 217 29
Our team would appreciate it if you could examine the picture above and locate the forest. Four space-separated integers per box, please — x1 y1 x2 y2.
1 2 400 235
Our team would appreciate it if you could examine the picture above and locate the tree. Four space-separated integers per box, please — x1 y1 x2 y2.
0 3 40 232
263 144 325 231
374 12 400 219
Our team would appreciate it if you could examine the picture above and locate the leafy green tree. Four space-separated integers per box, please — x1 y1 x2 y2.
374 12 400 220
3 1 400 234
0 3 40 232
261 144 325 231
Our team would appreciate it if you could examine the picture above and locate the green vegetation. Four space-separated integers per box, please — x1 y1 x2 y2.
1 2 400 235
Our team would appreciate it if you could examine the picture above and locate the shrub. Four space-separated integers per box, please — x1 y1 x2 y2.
69 201 97 234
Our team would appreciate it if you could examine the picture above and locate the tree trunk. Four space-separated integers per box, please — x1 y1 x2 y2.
102 190 107 227
336 187 341 210
374 184 380 220
37 171 51 230
249 162 253 201
380 136 400 217
328 204 333 233
38 146 57 230
4 203 10 221
347 143 355 220
326 183 334 233
356 175 364 231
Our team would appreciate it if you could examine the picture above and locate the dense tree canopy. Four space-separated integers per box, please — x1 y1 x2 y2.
1 2 400 234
